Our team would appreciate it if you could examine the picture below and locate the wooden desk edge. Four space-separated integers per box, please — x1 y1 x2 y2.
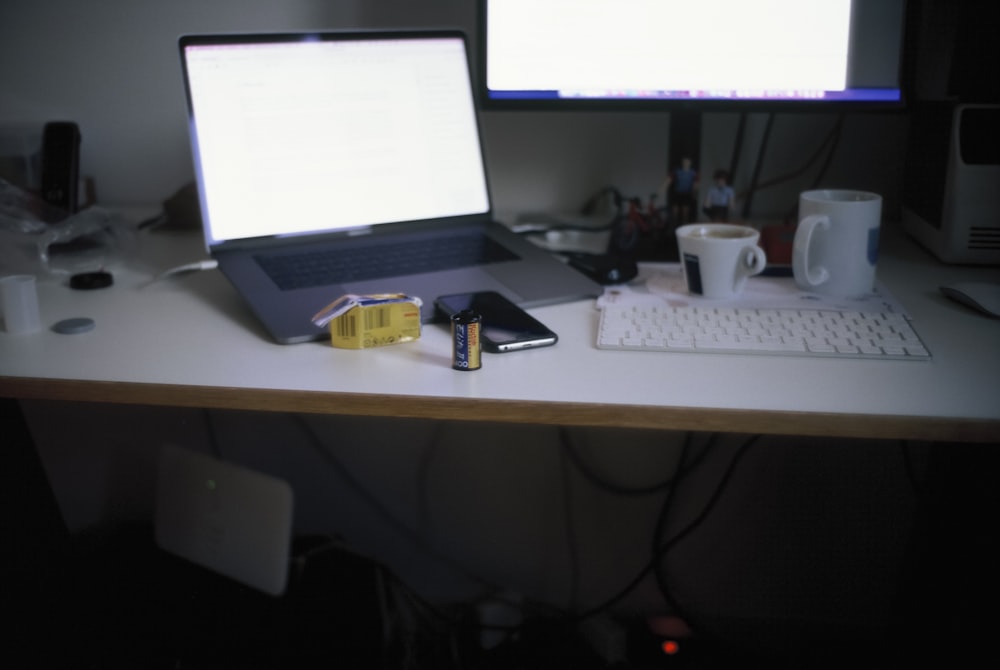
3 377 997 443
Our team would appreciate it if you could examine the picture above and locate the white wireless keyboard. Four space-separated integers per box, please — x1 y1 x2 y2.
597 303 931 360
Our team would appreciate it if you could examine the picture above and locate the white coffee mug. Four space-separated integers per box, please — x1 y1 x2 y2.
793 190 881 297
675 224 767 299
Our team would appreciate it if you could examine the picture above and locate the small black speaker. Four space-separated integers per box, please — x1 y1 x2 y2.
40 121 81 213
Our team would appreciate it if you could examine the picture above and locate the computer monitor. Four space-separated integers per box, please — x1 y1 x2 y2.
479 1 910 259
478 0 907 111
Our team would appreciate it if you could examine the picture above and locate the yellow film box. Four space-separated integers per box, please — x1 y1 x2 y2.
312 294 422 349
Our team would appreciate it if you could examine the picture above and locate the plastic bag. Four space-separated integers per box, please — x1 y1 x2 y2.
0 178 136 275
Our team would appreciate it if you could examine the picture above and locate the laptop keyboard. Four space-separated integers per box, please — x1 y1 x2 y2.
255 234 520 291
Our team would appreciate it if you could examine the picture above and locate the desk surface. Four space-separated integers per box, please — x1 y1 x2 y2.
2 220 999 442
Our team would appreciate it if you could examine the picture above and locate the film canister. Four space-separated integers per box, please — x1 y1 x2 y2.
451 309 481 371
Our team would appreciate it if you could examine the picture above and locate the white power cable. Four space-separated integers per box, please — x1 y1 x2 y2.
147 259 219 285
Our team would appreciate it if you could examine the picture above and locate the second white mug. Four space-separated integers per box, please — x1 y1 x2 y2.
793 189 882 297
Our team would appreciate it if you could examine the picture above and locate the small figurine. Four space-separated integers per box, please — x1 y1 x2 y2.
703 168 735 222
665 157 698 225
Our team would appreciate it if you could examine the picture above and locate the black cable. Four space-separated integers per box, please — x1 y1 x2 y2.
728 111 748 189
570 432 727 623
292 413 761 647
808 112 846 188
136 211 168 230
381 563 458 629
572 557 655 623
560 426 671 495
650 434 761 639
559 426 710 496
559 442 582 613
571 433 759 627
292 414 501 595
580 186 623 216
377 547 565 670
649 435 695 619
741 113 775 220
763 118 839 196
724 113 843 223
781 113 846 222
510 185 623 237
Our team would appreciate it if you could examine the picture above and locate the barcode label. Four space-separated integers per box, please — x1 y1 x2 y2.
336 314 356 339
337 307 391 339
364 306 391 330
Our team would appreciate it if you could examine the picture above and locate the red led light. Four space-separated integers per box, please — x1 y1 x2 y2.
661 640 680 655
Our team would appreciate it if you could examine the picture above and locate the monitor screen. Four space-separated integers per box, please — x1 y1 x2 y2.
479 0 907 109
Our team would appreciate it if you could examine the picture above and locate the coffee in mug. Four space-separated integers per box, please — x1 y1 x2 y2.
675 224 767 299
793 190 881 297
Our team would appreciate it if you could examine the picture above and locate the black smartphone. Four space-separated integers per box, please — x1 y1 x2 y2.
435 291 558 353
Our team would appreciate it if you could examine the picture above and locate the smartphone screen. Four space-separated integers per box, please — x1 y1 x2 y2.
435 291 558 352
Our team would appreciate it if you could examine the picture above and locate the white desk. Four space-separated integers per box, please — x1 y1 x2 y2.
2 222 998 442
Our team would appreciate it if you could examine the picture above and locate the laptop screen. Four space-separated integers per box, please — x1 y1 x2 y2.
180 33 492 246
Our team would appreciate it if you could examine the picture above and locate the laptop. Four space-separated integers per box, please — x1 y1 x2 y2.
178 30 601 344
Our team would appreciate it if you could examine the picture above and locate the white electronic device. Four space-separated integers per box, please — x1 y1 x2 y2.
902 103 1000 264
155 444 294 596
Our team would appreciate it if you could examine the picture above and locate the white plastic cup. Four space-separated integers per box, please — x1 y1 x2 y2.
0 274 42 334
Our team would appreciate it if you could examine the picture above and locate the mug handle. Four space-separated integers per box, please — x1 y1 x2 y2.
793 214 830 287
732 244 766 293
741 245 767 276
